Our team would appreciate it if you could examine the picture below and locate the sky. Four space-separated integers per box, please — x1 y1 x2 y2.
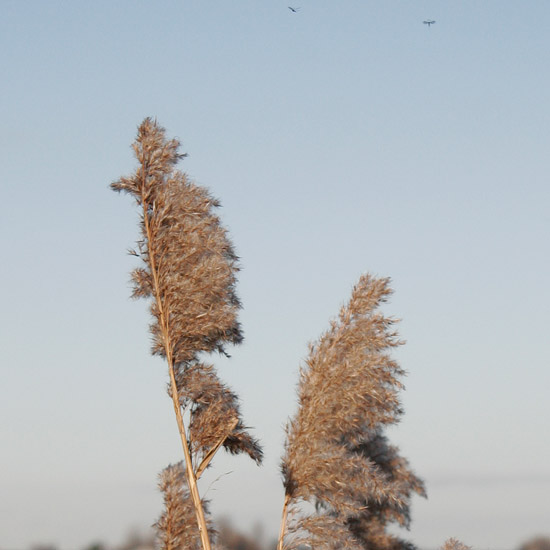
1 1 549 549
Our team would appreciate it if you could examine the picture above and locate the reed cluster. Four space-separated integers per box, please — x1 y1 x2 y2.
113 119 468 550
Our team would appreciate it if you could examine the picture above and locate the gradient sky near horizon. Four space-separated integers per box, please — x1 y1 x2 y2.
1 1 549 549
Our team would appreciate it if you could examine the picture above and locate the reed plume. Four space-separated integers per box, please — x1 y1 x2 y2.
279 274 425 550
154 462 213 550
112 118 262 550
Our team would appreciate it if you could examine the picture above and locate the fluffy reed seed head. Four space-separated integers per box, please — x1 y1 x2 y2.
175 362 263 463
112 119 262 466
284 507 365 550
154 462 214 550
111 117 243 365
349 431 425 529
280 274 424 550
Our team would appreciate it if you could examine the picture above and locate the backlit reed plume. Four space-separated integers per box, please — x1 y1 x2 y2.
279 274 425 550
112 118 262 550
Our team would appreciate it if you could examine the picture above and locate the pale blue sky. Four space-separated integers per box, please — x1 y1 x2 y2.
1 1 549 549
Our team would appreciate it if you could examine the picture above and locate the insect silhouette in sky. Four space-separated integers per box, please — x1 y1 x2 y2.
423 19 436 27
288 6 300 13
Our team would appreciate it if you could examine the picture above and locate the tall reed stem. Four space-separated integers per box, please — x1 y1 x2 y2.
142 190 212 550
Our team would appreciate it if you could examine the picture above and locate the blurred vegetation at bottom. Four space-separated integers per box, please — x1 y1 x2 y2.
25 529 550 550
